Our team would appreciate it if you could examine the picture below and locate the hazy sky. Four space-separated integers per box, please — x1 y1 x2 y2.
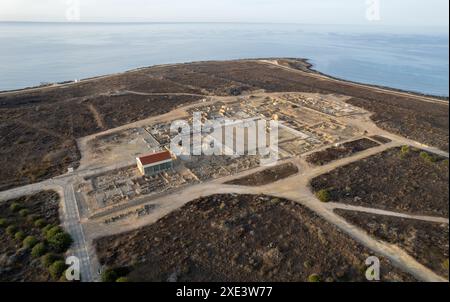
0 0 448 27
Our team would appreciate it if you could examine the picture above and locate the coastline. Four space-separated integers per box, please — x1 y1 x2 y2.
0 58 448 101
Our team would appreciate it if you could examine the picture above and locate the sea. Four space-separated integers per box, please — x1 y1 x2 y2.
0 22 448 96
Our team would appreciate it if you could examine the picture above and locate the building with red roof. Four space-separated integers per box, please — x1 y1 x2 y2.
136 150 173 176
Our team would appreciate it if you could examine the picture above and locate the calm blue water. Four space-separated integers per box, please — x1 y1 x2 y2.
0 22 448 96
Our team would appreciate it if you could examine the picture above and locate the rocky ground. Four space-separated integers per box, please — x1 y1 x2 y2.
311 147 449 217
225 163 298 186
95 194 414 282
335 209 449 279
306 138 380 166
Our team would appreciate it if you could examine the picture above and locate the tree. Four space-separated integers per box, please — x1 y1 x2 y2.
45 226 63 240
48 232 73 253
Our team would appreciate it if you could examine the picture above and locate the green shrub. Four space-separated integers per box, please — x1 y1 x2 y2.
420 151 437 163
26 214 38 223
308 274 321 282
59 273 68 282
41 253 62 267
42 224 54 235
14 231 26 241
6 225 17 236
49 260 67 279
443 259 449 271
31 242 47 258
400 145 410 155
45 226 63 240
0 218 8 228
23 235 38 249
19 209 30 217
116 277 129 282
316 189 331 203
48 232 73 253
101 268 119 282
10 202 23 212
34 218 47 228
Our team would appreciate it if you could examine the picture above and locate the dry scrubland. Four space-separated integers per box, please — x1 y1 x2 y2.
95 194 414 282
0 59 448 191
225 163 298 186
311 147 449 217
335 209 449 279
306 138 380 166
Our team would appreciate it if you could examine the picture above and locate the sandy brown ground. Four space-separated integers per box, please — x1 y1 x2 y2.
335 209 449 279
310 147 449 217
95 194 415 282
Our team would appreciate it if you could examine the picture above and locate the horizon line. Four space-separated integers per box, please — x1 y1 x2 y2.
0 20 449 28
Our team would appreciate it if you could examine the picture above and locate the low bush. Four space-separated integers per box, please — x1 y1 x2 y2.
26 214 38 223
31 242 47 258
420 151 437 163
14 231 26 241
23 235 38 249
49 260 67 279
308 274 321 282
41 253 62 267
10 203 23 212
0 218 8 227
19 209 30 217
315 189 331 203
400 145 410 155
116 277 129 282
6 225 17 236
101 268 119 282
34 218 47 228
42 224 55 235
